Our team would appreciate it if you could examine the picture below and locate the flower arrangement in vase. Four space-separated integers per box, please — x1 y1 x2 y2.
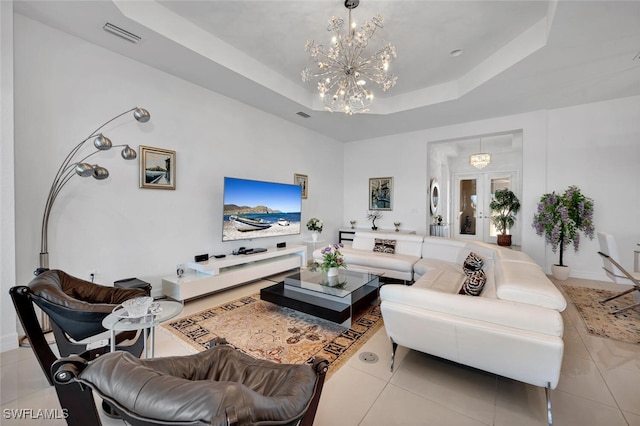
320 243 347 277
306 217 323 242
367 211 383 230
532 185 595 280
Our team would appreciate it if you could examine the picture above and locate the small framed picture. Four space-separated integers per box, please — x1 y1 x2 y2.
139 146 176 190
294 173 308 199
369 177 393 210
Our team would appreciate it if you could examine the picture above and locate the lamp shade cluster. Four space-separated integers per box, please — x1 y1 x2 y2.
36 107 151 275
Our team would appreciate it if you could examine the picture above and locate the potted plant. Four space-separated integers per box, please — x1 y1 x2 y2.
306 217 323 242
532 185 595 280
366 211 382 230
320 243 347 277
489 189 521 246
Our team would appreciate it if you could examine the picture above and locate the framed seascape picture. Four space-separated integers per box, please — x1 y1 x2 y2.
369 177 393 210
294 173 308 199
140 146 176 190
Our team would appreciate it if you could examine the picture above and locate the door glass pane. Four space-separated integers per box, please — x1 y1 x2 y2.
489 177 511 237
459 179 477 235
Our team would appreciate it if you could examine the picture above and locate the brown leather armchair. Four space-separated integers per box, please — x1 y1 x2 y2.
52 342 329 426
10 269 148 384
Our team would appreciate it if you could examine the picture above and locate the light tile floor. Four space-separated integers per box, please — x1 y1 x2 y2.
2 275 639 425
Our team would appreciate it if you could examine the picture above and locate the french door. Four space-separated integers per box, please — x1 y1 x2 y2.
454 172 517 244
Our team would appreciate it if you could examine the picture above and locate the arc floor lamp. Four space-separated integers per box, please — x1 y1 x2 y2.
35 107 151 276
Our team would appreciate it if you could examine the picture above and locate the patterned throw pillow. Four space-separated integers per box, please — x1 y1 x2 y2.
463 252 484 275
459 269 487 296
373 239 396 254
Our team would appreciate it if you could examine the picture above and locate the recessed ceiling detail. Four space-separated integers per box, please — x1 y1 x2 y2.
13 0 640 142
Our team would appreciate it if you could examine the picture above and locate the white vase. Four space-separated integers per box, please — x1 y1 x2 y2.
551 264 571 281
327 267 338 277
311 232 318 242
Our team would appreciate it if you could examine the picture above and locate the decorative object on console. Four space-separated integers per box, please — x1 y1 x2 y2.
320 243 347 276
294 173 308 199
469 138 491 169
36 107 150 277
369 177 393 210
139 145 176 190
307 217 323 242
532 185 595 280
393 222 401 232
301 0 397 114
489 188 521 246
366 210 382 230
350 220 356 229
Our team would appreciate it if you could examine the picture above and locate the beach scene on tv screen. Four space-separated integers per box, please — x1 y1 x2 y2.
222 177 302 241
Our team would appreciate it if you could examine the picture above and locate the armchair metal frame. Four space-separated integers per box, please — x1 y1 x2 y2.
597 251 640 314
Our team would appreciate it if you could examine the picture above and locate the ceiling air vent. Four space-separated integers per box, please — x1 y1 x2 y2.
296 111 311 118
103 23 141 44
634 50 640 61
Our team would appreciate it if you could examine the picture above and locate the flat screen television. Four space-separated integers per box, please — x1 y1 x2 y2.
222 177 302 242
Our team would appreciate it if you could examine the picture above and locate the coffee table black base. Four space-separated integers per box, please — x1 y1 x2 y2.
260 281 378 325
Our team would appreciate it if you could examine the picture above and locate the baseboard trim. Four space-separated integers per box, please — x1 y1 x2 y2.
0 331 19 353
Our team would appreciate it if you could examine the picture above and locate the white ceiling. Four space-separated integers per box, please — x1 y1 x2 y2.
14 0 640 142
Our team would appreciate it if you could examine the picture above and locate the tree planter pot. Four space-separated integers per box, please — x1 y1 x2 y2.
551 264 571 281
497 234 512 247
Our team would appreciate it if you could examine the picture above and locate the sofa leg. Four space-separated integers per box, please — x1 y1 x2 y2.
546 382 553 426
390 339 398 372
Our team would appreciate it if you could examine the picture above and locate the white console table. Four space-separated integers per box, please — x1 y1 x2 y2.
162 245 306 301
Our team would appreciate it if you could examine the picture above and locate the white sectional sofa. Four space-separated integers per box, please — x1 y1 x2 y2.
381 236 566 425
313 231 424 281
314 232 566 424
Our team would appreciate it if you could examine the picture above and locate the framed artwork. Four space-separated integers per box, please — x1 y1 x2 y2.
294 173 308 199
369 177 393 210
139 146 176 190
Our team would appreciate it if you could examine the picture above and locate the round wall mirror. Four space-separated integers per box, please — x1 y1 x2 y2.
430 179 440 215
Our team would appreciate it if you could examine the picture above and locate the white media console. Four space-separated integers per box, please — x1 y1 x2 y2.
161 245 307 301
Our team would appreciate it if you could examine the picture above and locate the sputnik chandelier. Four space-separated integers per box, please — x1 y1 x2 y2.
301 0 397 114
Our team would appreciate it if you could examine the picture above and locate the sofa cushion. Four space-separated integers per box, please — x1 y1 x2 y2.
495 261 567 311
412 267 466 294
340 246 418 274
463 252 484 274
353 232 424 257
373 239 396 254
459 270 487 296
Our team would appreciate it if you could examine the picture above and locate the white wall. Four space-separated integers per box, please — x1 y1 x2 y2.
4 14 344 350
1 1 18 352
344 98 640 280
546 96 640 278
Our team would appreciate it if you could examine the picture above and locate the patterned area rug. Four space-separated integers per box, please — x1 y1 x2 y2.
161 293 383 378
561 284 640 344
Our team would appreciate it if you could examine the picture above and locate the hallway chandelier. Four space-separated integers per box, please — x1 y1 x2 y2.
469 139 491 169
301 0 397 114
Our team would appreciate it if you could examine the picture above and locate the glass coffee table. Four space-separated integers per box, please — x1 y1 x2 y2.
260 269 381 327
